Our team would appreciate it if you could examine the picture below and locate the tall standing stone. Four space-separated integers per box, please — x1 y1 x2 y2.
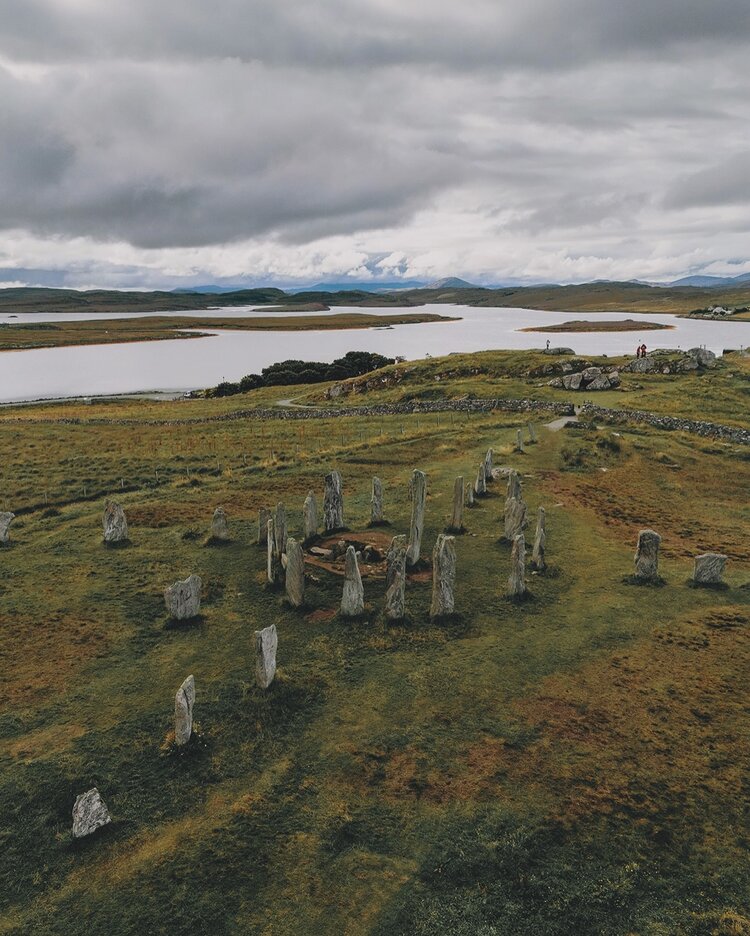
267 518 282 586
430 534 456 618
254 624 278 689
0 511 15 545
72 788 111 839
371 477 384 525
103 500 128 544
164 574 202 620
447 477 464 533
634 529 661 581
528 423 538 443
303 491 318 542
508 533 527 598
274 502 288 556
210 506 229 541
174 674 195 746
515 429 524 453
324 470 344 532
504 494 528 542
406 469 427 567
483 449 494 482
466 481 475 508
257 507 271 546
385 534 407 621
531 507 546 572
507 470 521 501
474 464 487 497
285 537 305 607
693 552 727 586
341 545 365 617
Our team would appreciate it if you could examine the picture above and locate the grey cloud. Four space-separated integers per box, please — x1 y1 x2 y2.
663 153 750 209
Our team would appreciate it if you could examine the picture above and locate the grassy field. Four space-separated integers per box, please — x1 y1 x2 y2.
1 351 749 935
520 318 673 333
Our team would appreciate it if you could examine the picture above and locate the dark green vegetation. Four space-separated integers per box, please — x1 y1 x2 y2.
0 349 749 935
521 318 672 333
209 352 396 398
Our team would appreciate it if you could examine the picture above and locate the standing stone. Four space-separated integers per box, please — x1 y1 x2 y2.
174 674 195 746
515 429 524 453
257 507 271 546
430 534 457 618
267 518 283 586
507 470 521 501
0 512 15 545
531 507 546 572
406 469 427 567
528 423 538 443
385 534 407 621
103 500 128 544
72 788 111 839
483 448 494 482
371 477 384 525
447 477 464 533
285 537 305 607
466 481 475 507
210 506 229 541
274 502 288 556
303 491 318 542
254 624 278 689
693 552 727 586
164 574 202 620
634 529 661 581
341 545 365 617
508 533 527 598
504 494 528 542
474 463 487 497
324 470 344 532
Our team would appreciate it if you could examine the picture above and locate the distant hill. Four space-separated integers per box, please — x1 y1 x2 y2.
426 277 478 289
668 272 750 287
287 280 427 293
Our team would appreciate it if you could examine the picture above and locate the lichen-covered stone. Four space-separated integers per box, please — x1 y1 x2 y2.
210 506 229 541
174 674 195 746
504 495 528 542
274 502 287 556
257 507 271 545
0 511 15 545
371 477 384 524
385 534 407 620
164 574 202 620
285 537 305 607
466 482 475 507
483 448 494 481
255 624 278 689
447 476 464 532
324 470 344 531
267 518 282 586
430 534 456 618
341 545 365 617
303 491 318 542
634 529 661 581
72 788 111 839
693 552 727 585
406 469 427 567
103 500 128 544
531 506 546 572
508 533 526 598
506 470 521 501
474 463 487 497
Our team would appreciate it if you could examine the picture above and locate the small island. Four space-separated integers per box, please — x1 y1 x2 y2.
521 317 674 333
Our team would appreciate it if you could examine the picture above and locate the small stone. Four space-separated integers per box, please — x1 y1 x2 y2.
285 537 305 607
531 506 546 572
634 529 661 581
430 533 456 618
693 552 727 585
303 491 318 542
309 546 333 558
72 788 111 839
174 674 195 746
257 507 271 546
341 545 364 617
210 506 229 541
255 624 278 689
267 518 283 586
164 574 202 620
447 476 464 532
474 463 487 497
508 533 526 598
528 423 538 443
324 470 344 532
406 469 427 567
385 534 407 620
0 511 15 545
465 482 475 507
103 500 128 544
515 429 524 453
371 476 384 524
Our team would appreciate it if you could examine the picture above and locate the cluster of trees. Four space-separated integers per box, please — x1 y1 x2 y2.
209 351 396 397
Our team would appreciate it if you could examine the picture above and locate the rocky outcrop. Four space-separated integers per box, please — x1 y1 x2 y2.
508 533 527 598
210 506 229 541
341 545 365 617
385 534 407 621
255 624 278 689
549 365 621 391
406 469 427 567
72 788 111 838
103 500 128 544
371 477 384 524
430 534 456 618
324 470 344 532
634 529 661 582
693 552 727 585
285 537 305 607
174 674 195 746
0 511 15 545
164 574 202 620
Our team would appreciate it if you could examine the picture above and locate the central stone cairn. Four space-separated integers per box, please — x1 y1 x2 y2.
508 533 527 598
285 536 306 607
385 534 407 621
634 529 661 582
174 674 196 746
341 545 365 616
370 476 385 525
324 470 344 532
164 574 202 620
255 624 278 689
406 469 426 567
103 500 128 545
210 506 229 541
504 471 528 542
430 533 456 618
0 511 15 545
72 788 112 839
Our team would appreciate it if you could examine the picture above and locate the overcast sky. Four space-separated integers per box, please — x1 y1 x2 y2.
0 0 749 289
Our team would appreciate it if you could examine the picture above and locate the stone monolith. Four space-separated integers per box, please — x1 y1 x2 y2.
174 674 195 746
528 423 538 443
210 506 229 541
507 470 521 501
164 574 202 620
0 512 15 545
515 429 524 453
258 507 271 545
341 545 365 616
255 624 278 689
285 537 305 607
504 495 528 542
430 534 456 618
274 502 287 556
447 477 464 532
634 529 661 581
693 552 727 586
483 448 494 481
303 491 318 542
474 464 487 497
406 469 427 566
267 518 282 586
103 500 128 544
385 534 407 621
466 482 475 507
72 788 111 839
371 477 384 525
531 506 546 572
508 533 526 598
324 470 344 531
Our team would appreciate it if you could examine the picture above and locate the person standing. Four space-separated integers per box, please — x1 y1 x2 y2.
636 344 641 358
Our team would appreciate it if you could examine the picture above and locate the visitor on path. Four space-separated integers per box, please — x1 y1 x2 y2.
641 343 647 357
546 339 550 350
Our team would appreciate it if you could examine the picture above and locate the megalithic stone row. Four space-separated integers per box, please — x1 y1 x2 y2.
324 470 344 532
447 476 464 532
371 477 384 524
466 481 475 507
285 537 305 607
483 448 494 481
174 674 195 746
515 429 524 453
211 506 229 541
406 469 427 567
634 529 661 581
274 502 288 556
72 788 111 839
504 495 528 542
531 506 546 572
0 511 15 545
103 500 128 544
164 574 202 620
303 491 318 542
693 552 727 585
255 624 278 689
385 534 407 621
430 533 456 618
474 463 487 497
267 518 283 586
508 533 527 598
341 545 365 617
257 507 271 546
